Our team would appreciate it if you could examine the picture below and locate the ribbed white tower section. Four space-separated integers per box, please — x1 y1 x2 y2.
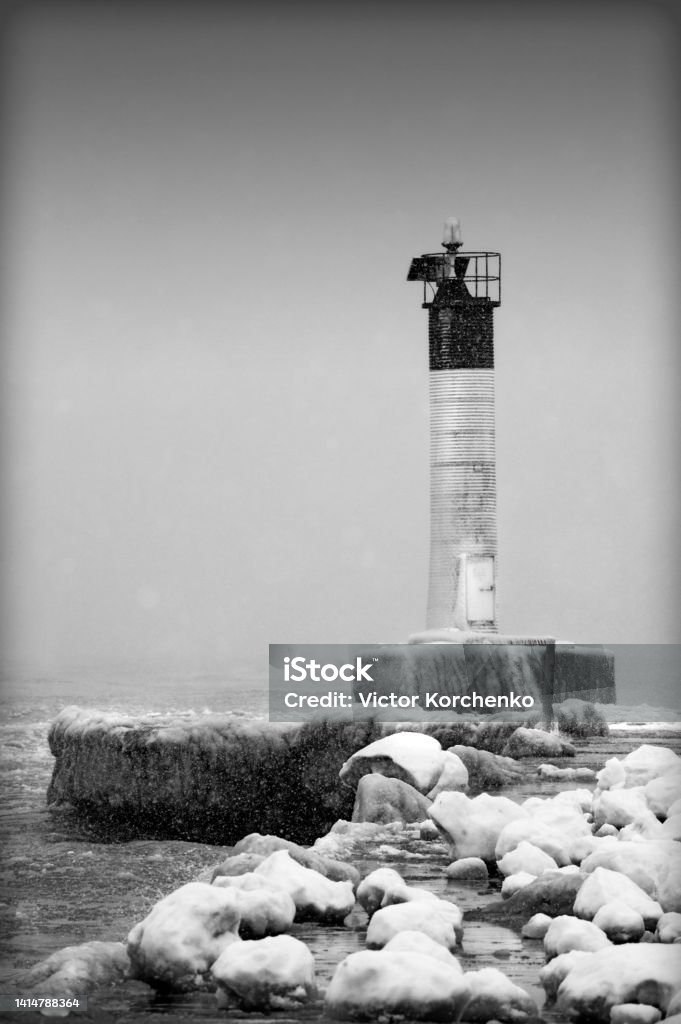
408 219 501 632
428 368 497 630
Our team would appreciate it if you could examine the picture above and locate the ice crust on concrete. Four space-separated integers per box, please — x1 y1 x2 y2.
211 934 315 1011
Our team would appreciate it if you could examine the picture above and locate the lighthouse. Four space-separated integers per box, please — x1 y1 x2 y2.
408 218 501 632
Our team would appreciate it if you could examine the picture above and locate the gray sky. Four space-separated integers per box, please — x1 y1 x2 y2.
2 0 680 677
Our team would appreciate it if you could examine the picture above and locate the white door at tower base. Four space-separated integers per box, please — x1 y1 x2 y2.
466 556 495 622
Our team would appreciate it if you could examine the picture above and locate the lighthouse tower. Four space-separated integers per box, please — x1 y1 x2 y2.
408 218 501 632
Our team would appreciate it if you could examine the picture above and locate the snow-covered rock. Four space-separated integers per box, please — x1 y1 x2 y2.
609 1005 662 1024
498 840 559 878
574 867 663 929
210 877 296 936
448 745 525 789
555 944 681 1020
502 727 575 759
339 732 446 795
580 842 681 912
544 915 611 959
501 872 537 898
463 967 538 1023
357 868 406 917
597 746 681 792
383 931 464 969
429 791 527 862
211 935 315 1011
485 870 584 920
660 814 681 840
14 941 129 998
324 950 470 1021
254 850 355 922
539 949 594 1001
366 899 463 951
446 857 489 881
521 913 552 939
495 812 589 866
643 768 681 819
351 773 432 825
126 882 241 991
592 900 645 944
426 750 469 799
592 788 654 830
538 763 595 781
655 911 681 943
230 832 360 886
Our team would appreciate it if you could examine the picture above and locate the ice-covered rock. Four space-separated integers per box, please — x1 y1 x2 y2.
655 911 681 943
495 812 589 866
366 899 463 950
380 882 440 910
210 877 296 936
211 852 265 878
543 915 611 959
501 872 537 898
502 727 575 759
351 773 432 825
555 944 681 1020
538 763 596 781
429 791 528 862
610 1005 662 1024
597 757 627 790
339 732 446 795
592 788 654 830
383 931 464 969
126 882 241 991
594 824 620 839
419 819 441 840
357 868 406 917
521 913 552 939
539 949 594 1000
14 941 129 998
574 867 663 929
463 967 538 1023
211 935 315 1011
446 857 489 880
643 768 681 818
324 950 470 1021
580 841 681 912
592 900 645 943
660 814 681 840
498 840 559 878
426 750 469 799
254 850 355 922
448 745 525 789
619 746 681 788
230 832 359 886
480 870 585 921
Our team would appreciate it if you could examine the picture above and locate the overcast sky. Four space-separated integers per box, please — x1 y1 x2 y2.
2 0 679 678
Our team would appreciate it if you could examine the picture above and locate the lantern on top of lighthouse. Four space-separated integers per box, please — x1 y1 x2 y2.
408 218 501 632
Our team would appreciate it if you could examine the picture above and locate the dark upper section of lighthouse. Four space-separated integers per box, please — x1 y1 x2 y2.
407 223 501 371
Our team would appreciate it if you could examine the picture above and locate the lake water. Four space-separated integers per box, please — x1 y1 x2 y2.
1 672 680 1023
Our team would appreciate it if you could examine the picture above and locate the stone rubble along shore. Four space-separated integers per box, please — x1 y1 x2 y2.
15 705 681 1022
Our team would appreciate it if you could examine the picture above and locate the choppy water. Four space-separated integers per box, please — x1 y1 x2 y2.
1 674 680 1023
